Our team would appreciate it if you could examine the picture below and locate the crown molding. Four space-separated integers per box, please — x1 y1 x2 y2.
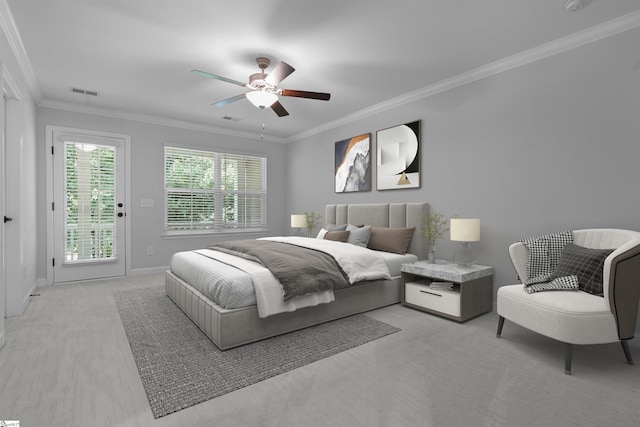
286 10 640 143
38 99 287 143
0 0 41 102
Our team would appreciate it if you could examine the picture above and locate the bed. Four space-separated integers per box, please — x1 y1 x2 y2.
165 202 429 349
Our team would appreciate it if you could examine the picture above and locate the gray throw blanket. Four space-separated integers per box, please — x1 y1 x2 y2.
209 239 350 300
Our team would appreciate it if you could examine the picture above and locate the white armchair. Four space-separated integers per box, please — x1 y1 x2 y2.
496 229 640 374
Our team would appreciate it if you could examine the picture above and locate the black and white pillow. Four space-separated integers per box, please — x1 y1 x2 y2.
520 230 574 281
524 275 579 294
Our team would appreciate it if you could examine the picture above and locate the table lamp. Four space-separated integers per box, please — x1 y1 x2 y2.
290 214 308 236
450 218 480 267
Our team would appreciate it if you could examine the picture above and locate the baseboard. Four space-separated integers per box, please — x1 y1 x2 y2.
6 279 42 317
127 266 169 276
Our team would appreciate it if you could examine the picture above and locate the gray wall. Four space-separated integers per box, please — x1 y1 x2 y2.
286 27 640 309
35 108 287 277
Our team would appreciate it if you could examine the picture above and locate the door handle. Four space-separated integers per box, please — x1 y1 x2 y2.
4 216 12 223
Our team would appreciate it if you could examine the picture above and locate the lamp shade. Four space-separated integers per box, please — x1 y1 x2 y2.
246 90 278 109
450 218 480 242
291 214 307 228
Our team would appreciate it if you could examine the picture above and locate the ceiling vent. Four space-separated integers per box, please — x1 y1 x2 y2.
222 116 241 122
71 87 98 96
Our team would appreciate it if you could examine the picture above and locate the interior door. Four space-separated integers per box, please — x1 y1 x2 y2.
52 130 126 283
0 93 6 342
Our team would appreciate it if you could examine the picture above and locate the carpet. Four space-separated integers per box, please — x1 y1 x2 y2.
114 286 400 419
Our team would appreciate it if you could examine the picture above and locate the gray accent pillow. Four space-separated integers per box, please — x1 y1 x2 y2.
346 224 372 247
326 224 348 231
367 227 415 254
550 243 614 297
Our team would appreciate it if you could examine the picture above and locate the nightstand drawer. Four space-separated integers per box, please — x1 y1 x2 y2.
405 281 461 317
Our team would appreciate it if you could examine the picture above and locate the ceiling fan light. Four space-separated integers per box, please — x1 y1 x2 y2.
246 91 278 109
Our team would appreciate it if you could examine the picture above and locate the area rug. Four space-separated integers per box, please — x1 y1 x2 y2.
114 286 400 418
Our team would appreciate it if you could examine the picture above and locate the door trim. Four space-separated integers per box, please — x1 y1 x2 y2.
45 125 131 285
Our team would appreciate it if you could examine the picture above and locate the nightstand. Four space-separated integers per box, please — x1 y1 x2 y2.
401 260 494 322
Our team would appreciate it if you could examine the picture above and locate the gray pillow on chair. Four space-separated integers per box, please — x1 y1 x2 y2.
550 243 615 297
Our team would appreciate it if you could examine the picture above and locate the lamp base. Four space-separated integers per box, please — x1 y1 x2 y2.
453 242 476 267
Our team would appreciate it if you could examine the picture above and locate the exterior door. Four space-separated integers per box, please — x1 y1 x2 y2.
52 130 126 283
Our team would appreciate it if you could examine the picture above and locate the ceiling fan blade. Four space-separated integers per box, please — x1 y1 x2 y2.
271 101 289 117
192 69 246 87
281 89 331 101
212 93 246 107
264 61 295 86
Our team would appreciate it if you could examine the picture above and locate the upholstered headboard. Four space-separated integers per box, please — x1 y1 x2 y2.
325 202 429 260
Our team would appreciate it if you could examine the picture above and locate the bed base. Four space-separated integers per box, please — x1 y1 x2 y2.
166 270 401 350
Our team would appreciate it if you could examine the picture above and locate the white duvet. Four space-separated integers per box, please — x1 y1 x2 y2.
202 236 392 318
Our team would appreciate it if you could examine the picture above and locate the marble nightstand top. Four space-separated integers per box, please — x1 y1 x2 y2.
401 260 494 282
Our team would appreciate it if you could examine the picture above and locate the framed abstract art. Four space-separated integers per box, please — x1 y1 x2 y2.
334 133 371 193
376 120 420 190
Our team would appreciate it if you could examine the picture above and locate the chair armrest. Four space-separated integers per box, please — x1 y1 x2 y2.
509 242 529 283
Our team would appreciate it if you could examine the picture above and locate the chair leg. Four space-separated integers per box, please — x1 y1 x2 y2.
496 316 505 338
621 340 634 365
565 343 573 375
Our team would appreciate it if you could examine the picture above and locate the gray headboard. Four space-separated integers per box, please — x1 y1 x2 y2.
325 202 429 260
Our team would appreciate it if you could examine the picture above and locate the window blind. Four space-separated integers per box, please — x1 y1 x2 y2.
164 146 266 232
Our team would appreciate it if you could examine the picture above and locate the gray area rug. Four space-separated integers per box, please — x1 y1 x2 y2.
114 286 400 419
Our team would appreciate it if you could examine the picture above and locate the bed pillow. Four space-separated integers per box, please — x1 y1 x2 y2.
550 243 615 297
316 223 348 239
323 230 350 242
367 227 415 254
346 224 372 247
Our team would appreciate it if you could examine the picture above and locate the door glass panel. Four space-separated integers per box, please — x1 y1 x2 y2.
64 141 116 262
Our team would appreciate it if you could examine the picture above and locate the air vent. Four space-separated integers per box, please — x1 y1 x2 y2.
222 116 241 122
71 87 99 96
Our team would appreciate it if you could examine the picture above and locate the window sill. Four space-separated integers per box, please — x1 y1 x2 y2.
161 229 269 239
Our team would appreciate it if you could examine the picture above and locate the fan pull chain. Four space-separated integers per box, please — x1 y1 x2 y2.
260 123 265 140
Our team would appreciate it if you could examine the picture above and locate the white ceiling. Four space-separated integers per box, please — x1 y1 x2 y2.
5 0 640 142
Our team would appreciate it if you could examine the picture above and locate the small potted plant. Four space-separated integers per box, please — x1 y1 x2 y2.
304 211 322 237
423 212 449 263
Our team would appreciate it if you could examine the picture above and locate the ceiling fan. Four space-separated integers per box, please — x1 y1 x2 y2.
192 57 331 117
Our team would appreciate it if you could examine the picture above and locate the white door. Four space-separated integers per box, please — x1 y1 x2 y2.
52 130 126 283
0 94 6 346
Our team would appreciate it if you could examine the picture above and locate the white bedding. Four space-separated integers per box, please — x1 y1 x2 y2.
170 237 407 318
193 249 335 318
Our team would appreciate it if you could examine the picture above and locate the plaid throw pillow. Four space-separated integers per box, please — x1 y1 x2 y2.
550 243 614 297
520 230 574 282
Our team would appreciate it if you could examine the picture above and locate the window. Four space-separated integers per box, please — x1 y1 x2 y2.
164 146 267 233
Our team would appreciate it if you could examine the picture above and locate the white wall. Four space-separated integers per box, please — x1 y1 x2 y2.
286 26 640 327
35 108 287 278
